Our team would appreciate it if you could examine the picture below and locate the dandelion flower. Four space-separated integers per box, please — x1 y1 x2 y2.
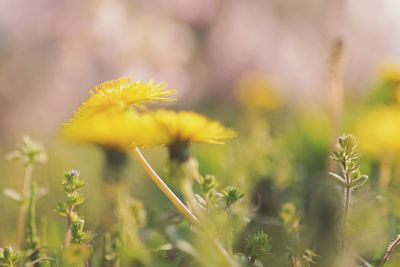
73 77 175 119
354 105 400 159
132 109 237 162
61 111 140 151
368 64 400 106
380 63 400 82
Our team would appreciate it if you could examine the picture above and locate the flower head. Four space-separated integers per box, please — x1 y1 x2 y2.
380 63 400 82
368 64 400 106
133 109 236 146
62 77 176 150
72 77 175 120
354 105 400 159
61 111 140 150
132 109 237 161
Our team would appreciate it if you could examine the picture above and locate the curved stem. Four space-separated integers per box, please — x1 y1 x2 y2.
379 235 400 267
132 147 239 267
132 147 199 225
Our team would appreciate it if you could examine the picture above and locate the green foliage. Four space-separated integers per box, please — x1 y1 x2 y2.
280 202 300 234
245 231 271 264
200 174 219 197
56 170 86 217
23 183 39 251
5 136 47 166
221 186 245 209
0 247 24 267
101 231 123 267
329 134 368 190
70 219 93 244
302 249 319 267
0 132 397 267
56 169 94 266
62 244 93 266
63 170 86 194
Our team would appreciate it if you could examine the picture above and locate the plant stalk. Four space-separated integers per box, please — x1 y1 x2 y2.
379 235 400 267
132 147 239 267
292 231 301 267
132 147 199 225
327 40 344 174
64 206 74 248
341 160 351 251
17 163 33 247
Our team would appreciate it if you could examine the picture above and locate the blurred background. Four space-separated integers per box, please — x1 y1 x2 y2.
2 1 400 266
1 0 400 139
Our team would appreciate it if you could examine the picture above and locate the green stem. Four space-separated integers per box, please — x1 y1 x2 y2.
64 205 74 248
132 147 199 225
24 182 38 250
132 147 239 267
17 164 33 247
379 235 400 267
341 160 351 251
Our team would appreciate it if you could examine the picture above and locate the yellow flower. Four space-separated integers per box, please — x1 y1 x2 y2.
380 63 400 82
354 105 400 159
61 111 140 150
73 77 175 119
131 109 237 148
234 72 283 110
131 109 236 162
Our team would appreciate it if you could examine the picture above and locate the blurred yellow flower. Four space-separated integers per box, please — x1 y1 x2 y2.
380 63 400 82
354 105 400 159
234 72 282 110
62 111 140 150
73 77 175 119
132 109 237 148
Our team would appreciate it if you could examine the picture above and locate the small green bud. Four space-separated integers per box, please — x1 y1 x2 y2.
63 170 86 193
245 231 271 263
221 186 244 208
201 175 218 195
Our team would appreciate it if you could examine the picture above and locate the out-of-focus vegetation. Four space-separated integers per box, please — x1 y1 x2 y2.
2 62 400 267
2 2 400 266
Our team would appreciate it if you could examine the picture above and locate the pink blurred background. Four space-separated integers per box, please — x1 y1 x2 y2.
1 0 400 139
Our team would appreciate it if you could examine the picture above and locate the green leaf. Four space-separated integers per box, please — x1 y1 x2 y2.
328 172 346 185
351 175 368 189
302 249 319 264
67 192 85 206
56 203 68 216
